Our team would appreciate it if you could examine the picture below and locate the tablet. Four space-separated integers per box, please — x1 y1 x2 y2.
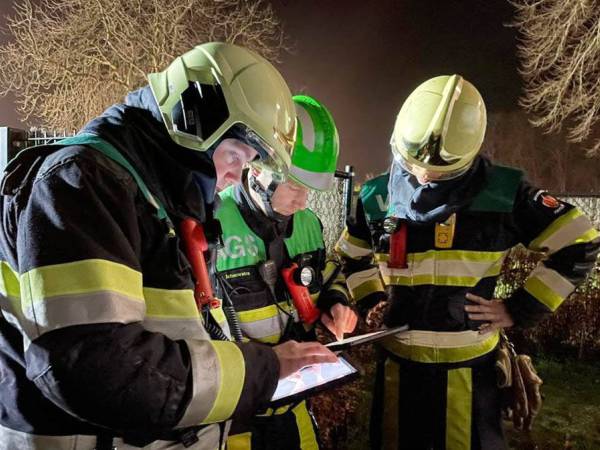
269 355 359 407
324 325 409 352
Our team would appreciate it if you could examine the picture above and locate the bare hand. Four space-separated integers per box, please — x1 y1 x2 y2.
321 303 358 341
366 301 389 329
272 340 338 379
465 293 514 334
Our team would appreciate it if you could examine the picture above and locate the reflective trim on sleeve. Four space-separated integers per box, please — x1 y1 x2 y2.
379 250 505 287
20 258 143 309
346 267 384 301
328 282 350 299
143 287 199 319
381 329 499 363
524 263 576 311
0 260 20 298
23 291 145 339
529 208 599 254
335 228 373 259
17 259 145 339
178 340 245 426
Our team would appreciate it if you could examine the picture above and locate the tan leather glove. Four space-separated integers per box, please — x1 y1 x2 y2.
517 355 543 431
510 352 529 431
366 301 389 329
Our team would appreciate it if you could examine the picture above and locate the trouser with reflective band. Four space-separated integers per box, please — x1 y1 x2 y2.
227 400 319 450
370 350 505 450
0 422 226 450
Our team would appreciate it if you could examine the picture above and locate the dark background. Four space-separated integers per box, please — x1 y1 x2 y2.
2 0 598 189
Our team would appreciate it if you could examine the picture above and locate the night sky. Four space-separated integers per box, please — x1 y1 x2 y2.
0 0 522 178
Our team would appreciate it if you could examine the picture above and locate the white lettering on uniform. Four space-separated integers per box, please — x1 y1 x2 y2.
376 194 389 212
224 235 259 259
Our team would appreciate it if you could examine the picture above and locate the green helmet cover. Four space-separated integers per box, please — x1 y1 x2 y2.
290 95 339 191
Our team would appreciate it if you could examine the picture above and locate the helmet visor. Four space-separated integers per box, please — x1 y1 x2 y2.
393 147 471 182
390 138 471 181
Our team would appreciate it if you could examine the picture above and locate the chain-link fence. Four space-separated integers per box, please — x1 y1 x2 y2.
306 167 354 254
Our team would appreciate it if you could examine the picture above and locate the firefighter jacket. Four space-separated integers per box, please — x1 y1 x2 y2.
336 163 599 364
215 177 349 345
0 86 279 450
214 177 349 450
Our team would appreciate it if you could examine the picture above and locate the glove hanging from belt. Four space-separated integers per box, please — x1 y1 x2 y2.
495 331 543 431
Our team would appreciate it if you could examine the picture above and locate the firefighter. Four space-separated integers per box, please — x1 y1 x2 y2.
335 75 600 450
216 95 357 450
0 43 337 450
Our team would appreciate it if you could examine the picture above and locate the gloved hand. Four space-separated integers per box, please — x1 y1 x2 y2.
366 301 389 329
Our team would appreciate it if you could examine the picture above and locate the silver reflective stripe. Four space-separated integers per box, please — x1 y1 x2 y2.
177 340 221 427
143 317 210 340
346 267 380 291
239 311 288 341
0 422 223 450
531 214 595 254
528 263 575 300
379 257 499 279
335 237 372 258
22 291 145 340
289 165 333 191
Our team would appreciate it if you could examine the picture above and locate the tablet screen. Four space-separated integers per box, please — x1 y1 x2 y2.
271 356 357 402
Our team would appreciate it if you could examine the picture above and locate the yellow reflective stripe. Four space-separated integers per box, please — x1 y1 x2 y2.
256 333 280 344
203 341 245 423
0 261 20 298
236 302 291 322
446 367 472 450
342 228 370 249
310 292 319 306
210 305 227 327
20 259 143 308
383 359 400 450
379 250 505 287
381 331 499 363
335 229 372 259
383 274 488 287
328 282 350 298
352 278 385 302
347 267 380 290
524 264 575 311
529 208 599 253
227 432 251 450
377 249 505 263
292 401 319 450
143 287 199 318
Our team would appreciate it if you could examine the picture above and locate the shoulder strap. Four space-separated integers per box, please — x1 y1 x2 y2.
55 133 174 230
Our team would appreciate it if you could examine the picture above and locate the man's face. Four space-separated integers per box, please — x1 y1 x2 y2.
213 139 258 192
410 165 444 185
270 179 309 216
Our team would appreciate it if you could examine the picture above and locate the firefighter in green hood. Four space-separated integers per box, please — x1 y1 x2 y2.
335 75 600 449
216 95 357 450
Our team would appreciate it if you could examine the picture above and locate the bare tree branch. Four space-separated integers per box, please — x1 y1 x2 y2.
0 0 290 131
510 0 600 156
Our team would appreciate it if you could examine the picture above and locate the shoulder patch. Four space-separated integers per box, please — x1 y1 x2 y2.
531 189 566 215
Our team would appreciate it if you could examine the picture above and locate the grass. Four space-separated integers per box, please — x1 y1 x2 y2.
314 354 600 449
505 357 600 450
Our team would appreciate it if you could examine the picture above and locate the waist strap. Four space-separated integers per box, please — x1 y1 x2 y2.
381 329 499 364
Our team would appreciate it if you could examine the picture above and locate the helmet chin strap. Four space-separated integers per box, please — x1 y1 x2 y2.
248 170 288 222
